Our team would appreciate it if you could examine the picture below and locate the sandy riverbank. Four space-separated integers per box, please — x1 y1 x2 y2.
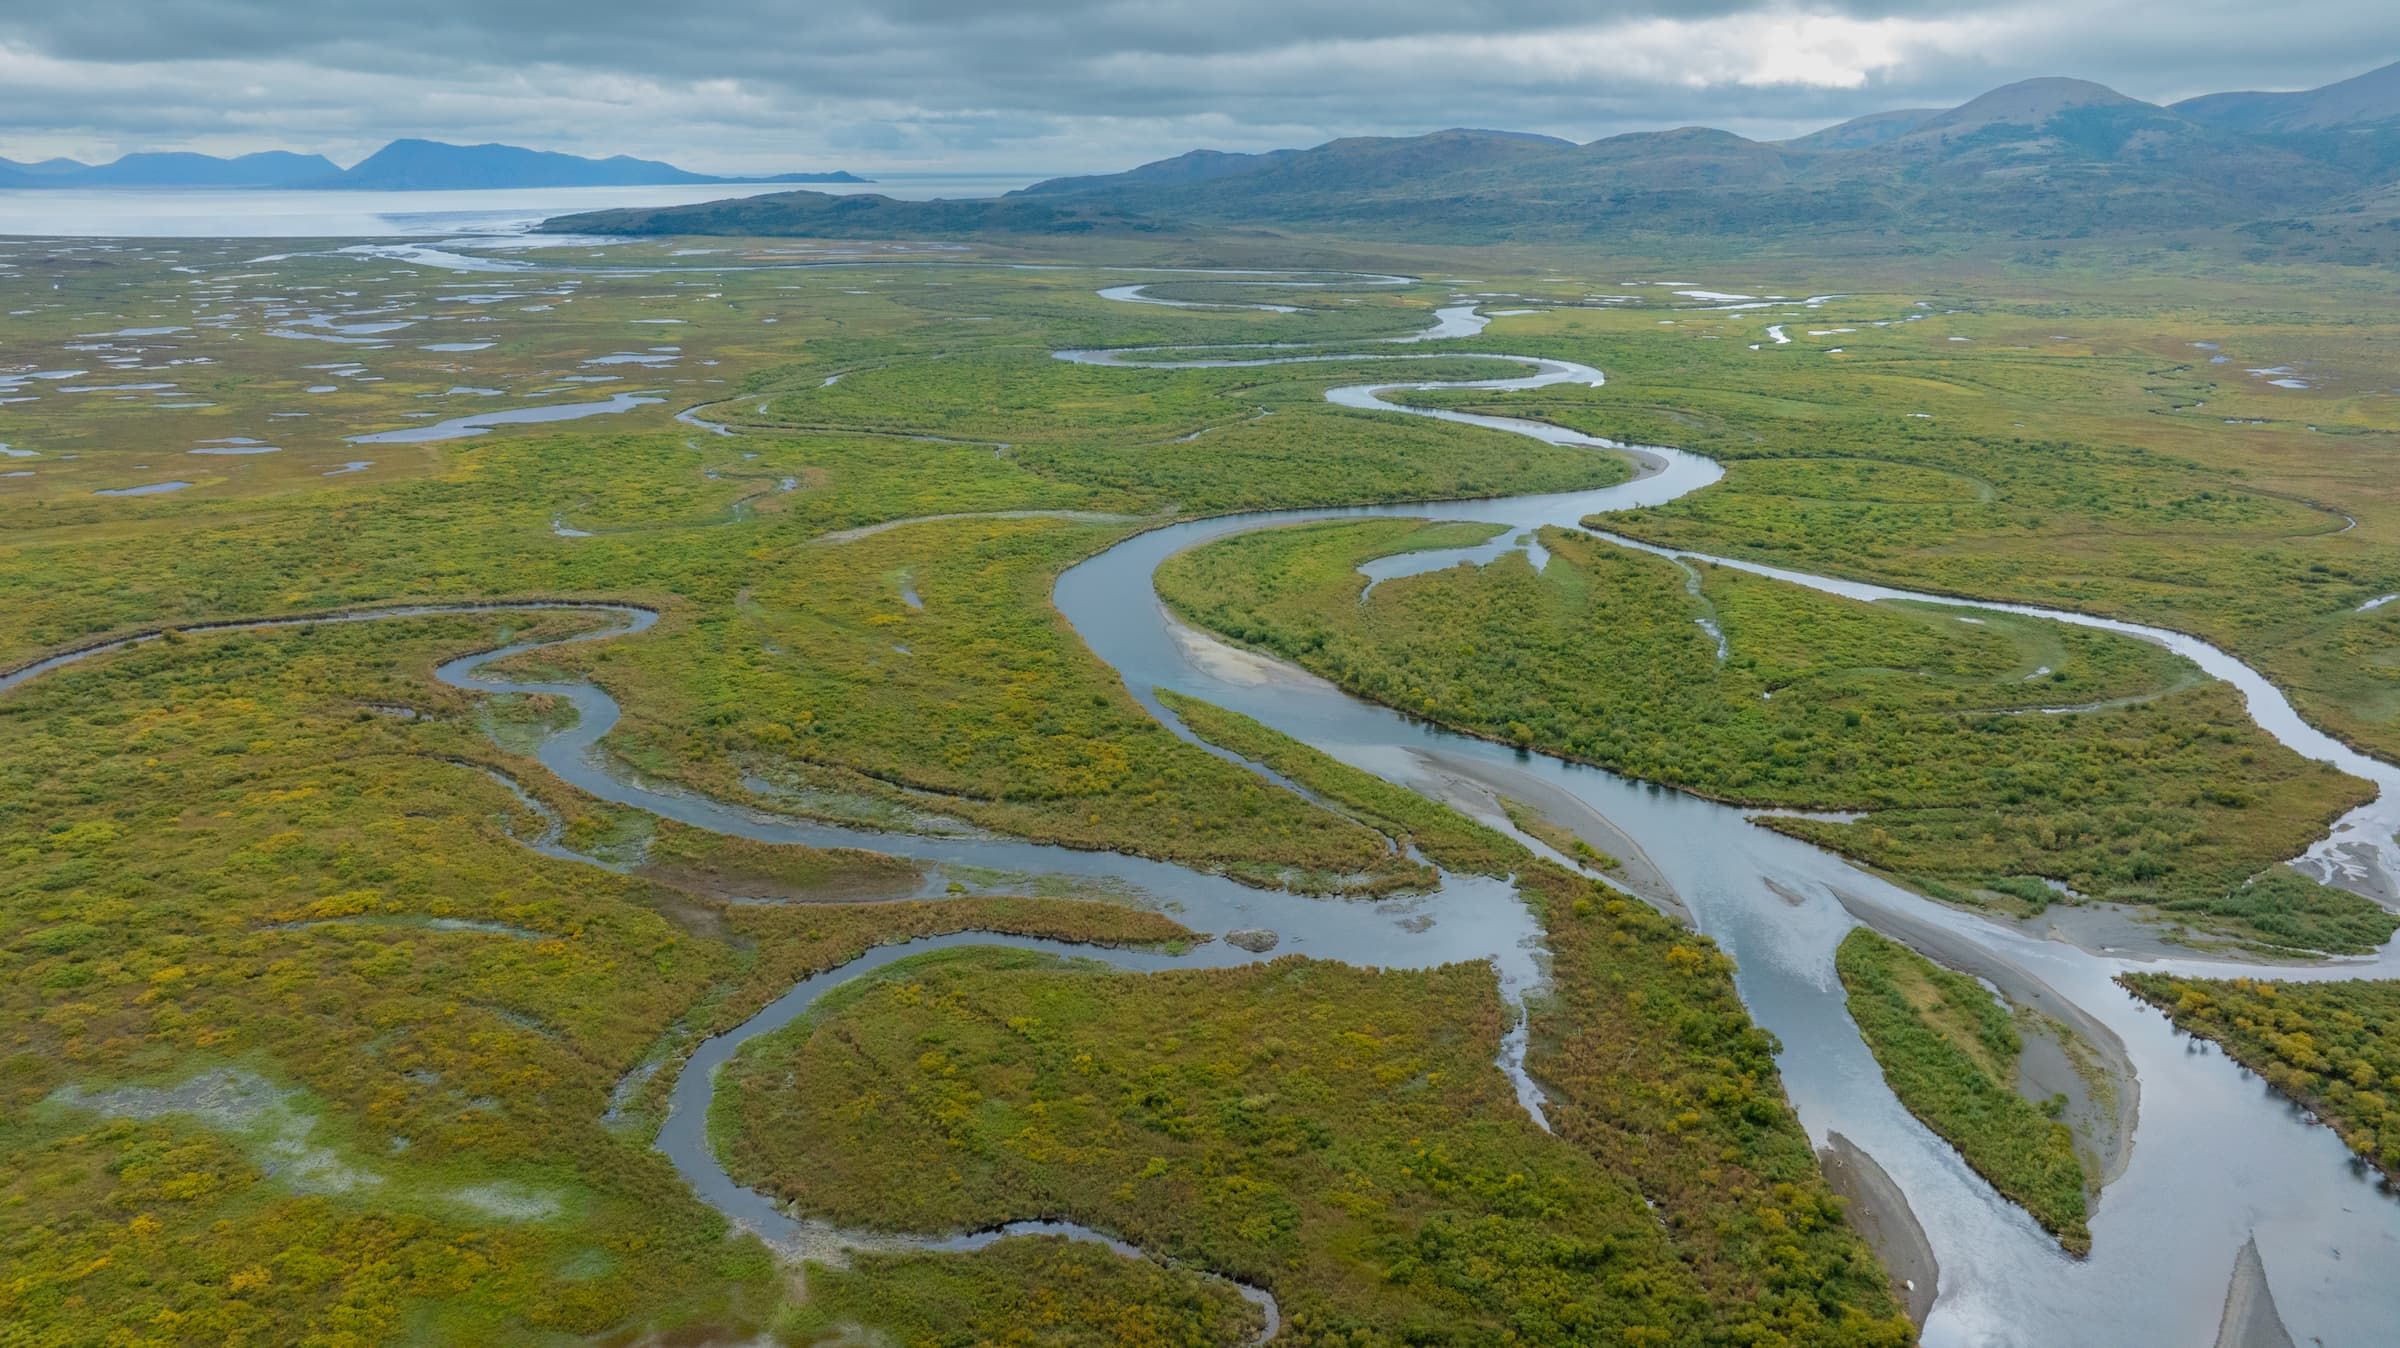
1162 612 1344 692
1817 1131 1939 1326
2213 1236 2296 1348
814 508 1150 545
1405 746 1689 922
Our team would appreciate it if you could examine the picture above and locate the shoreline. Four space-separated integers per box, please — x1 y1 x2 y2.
1817 1131 1939 1326
1402 745 1690 923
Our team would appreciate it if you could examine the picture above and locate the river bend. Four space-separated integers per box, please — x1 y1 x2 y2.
11 262 2400 1347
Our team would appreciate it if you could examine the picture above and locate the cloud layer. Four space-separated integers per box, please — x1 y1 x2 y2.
2 2 2394 174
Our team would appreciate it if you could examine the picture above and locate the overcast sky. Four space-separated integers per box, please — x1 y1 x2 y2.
2 2 2394 175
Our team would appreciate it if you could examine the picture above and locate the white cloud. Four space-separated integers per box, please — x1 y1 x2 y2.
0 4 2393 173
1242 12 2010 92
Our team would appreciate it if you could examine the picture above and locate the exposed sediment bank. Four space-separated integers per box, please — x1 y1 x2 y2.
1405 745 1688 922
2214 1236 2296 1348
1819 1131 1939 1326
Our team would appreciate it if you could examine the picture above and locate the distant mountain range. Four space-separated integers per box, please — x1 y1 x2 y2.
547 61 2400 250
0 140 864 191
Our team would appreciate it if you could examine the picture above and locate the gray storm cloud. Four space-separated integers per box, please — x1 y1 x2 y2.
0 1 2393 172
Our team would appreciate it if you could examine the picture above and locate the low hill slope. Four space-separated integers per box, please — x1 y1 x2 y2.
547 66 2400 243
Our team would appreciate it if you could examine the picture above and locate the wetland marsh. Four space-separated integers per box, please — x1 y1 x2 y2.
7 225 2400 1346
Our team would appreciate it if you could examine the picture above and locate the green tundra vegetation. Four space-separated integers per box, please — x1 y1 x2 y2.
0 611 1209 1342
0 240 1905 1341
1153 694 1912 1338
717 947 1655 1342
0 249 1620 895
1035 707 1909 1337
1510 866 1911 1344
0 603 1908 1342
717 936 1907 1346
1834 930 2092 1254
1076 693 1909 1340
2120 972 2400 1178
790 1233 1265 1347
3 224 2396 1341
1156 517 2387 952
1387 279 2400 768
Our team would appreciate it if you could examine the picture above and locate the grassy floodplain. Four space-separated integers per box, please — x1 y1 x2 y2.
3 224 2398 1340
791 1233 1267 1346
1387 262 2400 772
718 836 1912 1346
719 947 1792 1345
0 610 1210 1341
1 236 1908 1341
1157 518 2385 952
0 241 1622 894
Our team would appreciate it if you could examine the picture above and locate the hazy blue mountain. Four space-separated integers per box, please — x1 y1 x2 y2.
0 150 336 187
549 61 2400 245
1896 76 2141 138
0 140 864 191
1568 125 1798 186
321 139 863 190
541 188 1159 238
1020 128 1574 199
82 151 339 187
2173 61 2400 181
1825 77 2351 229
2175 60 2400 132
3 157 94 177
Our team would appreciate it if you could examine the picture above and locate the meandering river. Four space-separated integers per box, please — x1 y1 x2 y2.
10 262 2399 1346
1057 280 2400 1347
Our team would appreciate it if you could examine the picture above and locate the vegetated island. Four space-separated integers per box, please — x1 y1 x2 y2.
1835 928 2096 1255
